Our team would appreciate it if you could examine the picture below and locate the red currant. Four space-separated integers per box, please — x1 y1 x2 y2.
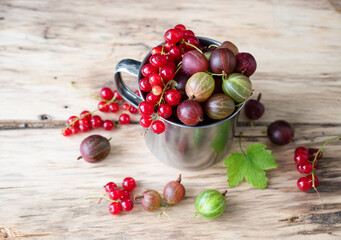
104 182 118 193
174 24 186 32
294 153 308 165
164 89 181 106
297 177 312 191
140 116 153 128
152 46 162 55
80 110 92 121
68 116 79 127
160 65 175 81
119 114 130 124
113 90 123 100
149 73 163 87
164 55 174 64
79 124 90 132
306 174 319 187
175 28 184 40
90 115 102 128
164 42 174 51
108 102 119 113
141 63 157 78
100 87 114 101
134 90 141 96
178 42 186 53
149 54 167 68
102 120 114 130
79 118 88 126
71 125 80 134
139 78 152 92
98 101 109 112
121 199 134 212
151 120 165 134
146 92 161 105
295 146 308 155
138 101 155 116
109 202 122 215
122 103 130 110
109 188 122 200
129 106 138 114
120 190 130 200
62 128 72 137
185 36 199 50
297 162 313 174
164 28 181 44
122 177 136 191
183 29 195 38
152 85 162 96
308 148 323 161
158 103 172 119
169 46 181 59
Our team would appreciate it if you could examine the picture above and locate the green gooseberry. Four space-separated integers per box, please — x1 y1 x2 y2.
195 189 227 219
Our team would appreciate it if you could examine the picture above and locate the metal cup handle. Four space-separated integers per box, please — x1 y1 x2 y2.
114 59 143 108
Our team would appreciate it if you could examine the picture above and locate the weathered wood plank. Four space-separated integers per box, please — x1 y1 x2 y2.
1 0 341 239
0 127 340 239
0 0 340 123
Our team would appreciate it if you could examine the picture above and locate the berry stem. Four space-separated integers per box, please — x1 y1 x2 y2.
71 82 103 101
235 101 245 108
177 174 182 183
239 133 246 155
221 190 227 196
156 80 174 107
311 136 340 188
161 45 165 55
250 121 254 128
84 194 113 202
158 204 169 218
206 71 223 76
257 93 262 102
175 63 182 75
62 96 116 132
133 195 143 201
208 44 219 48
184 42 203 54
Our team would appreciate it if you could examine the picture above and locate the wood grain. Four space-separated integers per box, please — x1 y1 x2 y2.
1 0 341 239
0 127 340 240
0 0 340 123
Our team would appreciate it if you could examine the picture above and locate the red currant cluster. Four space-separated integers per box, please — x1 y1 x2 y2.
137 24 198 134
295 146 322 191
104 177 136 215
62 88 139 137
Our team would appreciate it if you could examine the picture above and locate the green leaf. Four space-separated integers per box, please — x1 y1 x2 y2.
224 143 277 189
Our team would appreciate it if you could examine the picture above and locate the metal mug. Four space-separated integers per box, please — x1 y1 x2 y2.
114 37 244 170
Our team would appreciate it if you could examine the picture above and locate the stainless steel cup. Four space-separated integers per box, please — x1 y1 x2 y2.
114 37 244 170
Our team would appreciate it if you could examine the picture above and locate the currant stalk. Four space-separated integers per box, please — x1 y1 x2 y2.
63 96 117 132
311 136 340 188
184 42 202 54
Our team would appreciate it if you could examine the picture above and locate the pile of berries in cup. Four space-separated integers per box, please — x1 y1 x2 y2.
295 147 322 191
62 88 139 136
104 177 136 215
137 24 257 134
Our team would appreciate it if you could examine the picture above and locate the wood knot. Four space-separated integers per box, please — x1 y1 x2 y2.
39 114 52 120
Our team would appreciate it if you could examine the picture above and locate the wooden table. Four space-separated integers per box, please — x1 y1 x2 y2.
1 0 341 239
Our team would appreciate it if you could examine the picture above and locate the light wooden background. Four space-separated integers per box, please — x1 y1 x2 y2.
1 0 341 239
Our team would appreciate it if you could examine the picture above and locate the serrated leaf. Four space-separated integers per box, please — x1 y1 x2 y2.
246 143 277 170
224 143 277 189
224 153 245 187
